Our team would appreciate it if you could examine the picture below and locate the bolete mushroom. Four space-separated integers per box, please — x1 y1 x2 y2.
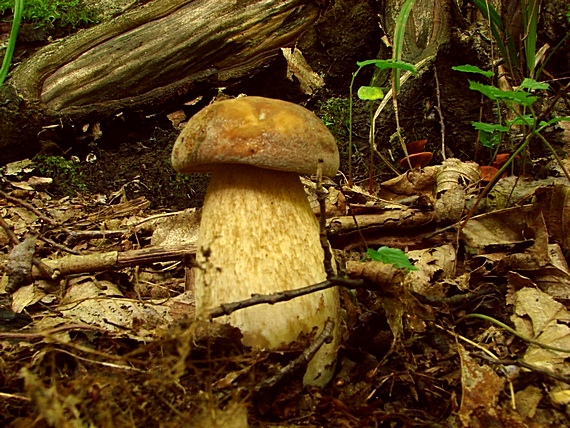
171 96 341 386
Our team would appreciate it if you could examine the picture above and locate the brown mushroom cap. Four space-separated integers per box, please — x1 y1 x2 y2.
171 96 339 177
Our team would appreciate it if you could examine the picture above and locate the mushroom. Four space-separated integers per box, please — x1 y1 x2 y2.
171 96 341 386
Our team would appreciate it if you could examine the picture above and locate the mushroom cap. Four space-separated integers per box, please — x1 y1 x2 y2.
171 96 339 176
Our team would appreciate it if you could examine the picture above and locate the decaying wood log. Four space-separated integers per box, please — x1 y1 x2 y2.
31 245 196 279
327 211 456 250
0 0 325 163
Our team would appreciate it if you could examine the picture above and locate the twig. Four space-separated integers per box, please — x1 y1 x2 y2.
208 277 365 320
0 189 57 225
0 215 19 245
477 354 570 384
255 318 335 390
316 159 335 278
30 245 197 279
433 66 446 160
0 392 31 402
0 323 109 339
38 236 81 255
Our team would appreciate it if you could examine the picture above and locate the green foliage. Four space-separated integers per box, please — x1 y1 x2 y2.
35 155 87 194
346 0 420 191
367 246 418 272
392 0 417 93
454 65 570 181
451 64 493 78
357 85 384 101
471 0 551 81
0 0 100 27
467 80 538 107
317 97 350 131
471 0 520 79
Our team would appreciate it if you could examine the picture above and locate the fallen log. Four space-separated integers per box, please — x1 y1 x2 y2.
0 0 325 163
30 245 196 280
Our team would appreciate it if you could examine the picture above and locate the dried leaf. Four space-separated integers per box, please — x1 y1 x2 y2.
281 47 324 95
6 236 36 293
512 287 570 374
436 158 480 194
532 184 570 252
345 261 405 286
457 344 505 426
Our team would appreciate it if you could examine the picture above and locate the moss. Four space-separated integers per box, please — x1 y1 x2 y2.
0 0 99 28
35 155 87 195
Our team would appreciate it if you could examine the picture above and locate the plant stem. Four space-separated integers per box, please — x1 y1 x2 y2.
0 0 24 86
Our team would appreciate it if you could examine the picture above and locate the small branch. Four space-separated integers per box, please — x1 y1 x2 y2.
316 159 335 278
255 318 335 390
478 354 570 384
0 323 109 339
208 277 365 319
30 245 196 279
433 66 446 160
0 189 57 226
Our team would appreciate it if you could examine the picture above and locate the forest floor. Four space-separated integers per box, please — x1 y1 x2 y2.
3 4 570 428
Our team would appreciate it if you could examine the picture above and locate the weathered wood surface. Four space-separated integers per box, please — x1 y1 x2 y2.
0 0 325 163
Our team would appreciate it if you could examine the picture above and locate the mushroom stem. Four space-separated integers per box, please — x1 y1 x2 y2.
196 164 340 386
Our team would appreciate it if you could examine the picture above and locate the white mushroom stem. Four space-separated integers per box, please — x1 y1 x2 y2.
195 164 340 386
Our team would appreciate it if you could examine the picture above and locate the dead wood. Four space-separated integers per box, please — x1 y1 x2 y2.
31 245 195 279
0 0 325 163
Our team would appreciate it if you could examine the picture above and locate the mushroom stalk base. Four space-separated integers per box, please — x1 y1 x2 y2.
196 164 340 386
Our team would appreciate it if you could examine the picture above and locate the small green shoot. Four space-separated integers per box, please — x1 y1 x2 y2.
0 0 23 86
367 246 418 272
348 58 417 190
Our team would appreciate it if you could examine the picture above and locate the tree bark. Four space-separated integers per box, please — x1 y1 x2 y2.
0 0 325 164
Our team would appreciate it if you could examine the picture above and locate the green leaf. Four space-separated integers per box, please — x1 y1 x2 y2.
519 78 550 91
357 86 384 100
393 0 418 93
506 115 536 127
367 247 418 271
471 121 508 133
452 65 494 78
356 59 417 74
472 0 519 77
468 81 538 106
478 130 501 149
375 59 417 74
356 59 384 68
522 0 540 76
541 116 570 127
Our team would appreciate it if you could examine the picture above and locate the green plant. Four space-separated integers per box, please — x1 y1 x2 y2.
317 97 350 137
454 0 570 176
0 0 99 28
347 0 418 191
454 64 570 180
367 246 418 272
0 0 23 86
36 155 87 194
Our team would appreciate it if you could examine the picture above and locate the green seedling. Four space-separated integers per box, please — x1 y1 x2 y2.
0 0 23 86
346 0 419 190
367 246 418 272
349 59 417 192
454 64 570 182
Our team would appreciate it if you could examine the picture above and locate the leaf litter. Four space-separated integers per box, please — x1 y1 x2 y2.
1 156 570 427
